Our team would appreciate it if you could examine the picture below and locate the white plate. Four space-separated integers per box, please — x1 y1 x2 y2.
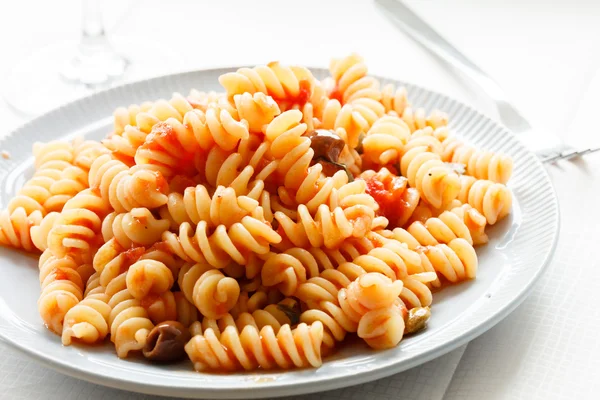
0 68 559 399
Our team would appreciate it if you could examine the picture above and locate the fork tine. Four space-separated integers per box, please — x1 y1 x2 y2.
542 146 600 163
562 147 600 160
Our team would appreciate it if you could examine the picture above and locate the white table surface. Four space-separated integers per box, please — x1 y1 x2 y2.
0 1 599 399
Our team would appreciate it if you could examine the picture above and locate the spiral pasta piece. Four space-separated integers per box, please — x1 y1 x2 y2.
89 154 169 213
177 263 240 319
191 297 297 339
219 61 315 107
295 241 423 349
391 227 477 283
0 207 43 251
104 272 154 358
29 212 60 251
402 128 444 156
194 146 272 198
338 273 404 323
112 101 154 135
261 248 322 296
358 300 405 349
107 94 192 164
305 236 376 271
328 53 381 104
348 235 436 305
61 291 111 346
135 105 250 175
232 92 281 132
362 116 411 167
319 98 383 149
48 188 111 259
164 211 281 268
37 250 85 334
102 208 170 249
406 209 477 246
185 321 323 371
422 238 478 283
141 291 178 324
105 113 162 165
401 107 448 133
381 84 410 116
458 175 512 225
93 238 145 287
32 140 78 170
8 141 90 216
399 145 460 208
159 185 259 230
441 137 513 184
265 110 311 188
399 275 436 309
448 203 488 245
275 203 374 250
126 259 174 299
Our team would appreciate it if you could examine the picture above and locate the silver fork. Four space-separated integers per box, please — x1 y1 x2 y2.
375 0 600 163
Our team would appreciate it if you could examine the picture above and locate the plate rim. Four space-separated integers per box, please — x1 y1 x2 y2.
0 66 560 399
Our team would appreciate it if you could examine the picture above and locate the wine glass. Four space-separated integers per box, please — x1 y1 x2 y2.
2 0 181 116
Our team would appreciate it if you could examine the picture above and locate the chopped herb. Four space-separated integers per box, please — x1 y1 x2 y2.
315 157 354 182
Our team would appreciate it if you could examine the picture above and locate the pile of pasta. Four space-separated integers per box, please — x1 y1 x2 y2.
0 53 513 372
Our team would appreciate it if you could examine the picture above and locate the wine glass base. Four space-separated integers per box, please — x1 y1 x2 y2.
2 39 186 117
3 41 101 116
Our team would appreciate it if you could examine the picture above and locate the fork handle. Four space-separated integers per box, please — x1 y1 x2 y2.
375 0 532 133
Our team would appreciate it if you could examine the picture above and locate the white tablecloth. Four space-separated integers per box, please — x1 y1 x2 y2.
0 1 598 399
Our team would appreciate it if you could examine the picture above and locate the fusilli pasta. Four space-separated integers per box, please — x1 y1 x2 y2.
1 53 515 373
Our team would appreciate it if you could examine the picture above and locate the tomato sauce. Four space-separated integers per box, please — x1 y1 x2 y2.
272 78 312 107
328 85 343 104
119 247 145 273
139 122 196 175
364 172 410 227
140 294 160 309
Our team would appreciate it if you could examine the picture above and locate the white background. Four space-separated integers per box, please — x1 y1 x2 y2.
0 0 599 399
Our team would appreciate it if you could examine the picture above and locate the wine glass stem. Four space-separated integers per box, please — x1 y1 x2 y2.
81 0 107 49
60 0 128 85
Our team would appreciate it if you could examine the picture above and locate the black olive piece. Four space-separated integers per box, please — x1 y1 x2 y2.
143 321 191 362
306 129 345 163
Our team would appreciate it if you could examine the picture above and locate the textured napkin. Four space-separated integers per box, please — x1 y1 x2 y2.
0 339 465 400
444 70 600 400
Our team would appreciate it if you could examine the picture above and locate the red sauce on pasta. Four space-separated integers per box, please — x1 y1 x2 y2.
52 267 70 281
119 247 145 273
140 293 160 309
110 150 134 166
151 241 172 253
272 79 312 107
328 85 343 104
68 216 96 230
152 170 169 193
142 123 180 152
139 122 196 175
364 173 409 227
